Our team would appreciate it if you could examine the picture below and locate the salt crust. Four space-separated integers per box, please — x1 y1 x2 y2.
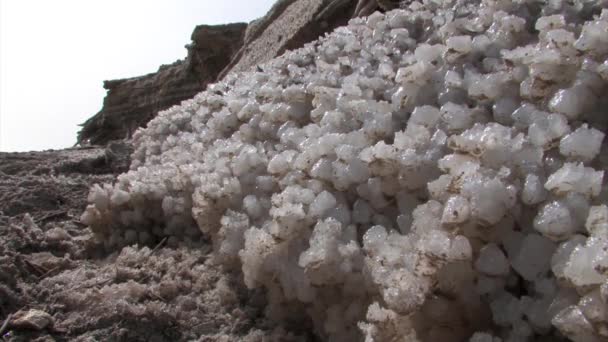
82 0 608 340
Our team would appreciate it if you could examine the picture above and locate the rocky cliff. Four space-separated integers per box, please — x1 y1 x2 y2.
78 0 363 146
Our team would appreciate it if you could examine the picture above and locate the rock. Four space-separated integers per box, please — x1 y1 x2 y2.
77 23 247 145
104 140 133 173
44 227 71 242
11 310 53 330
217 0 356 78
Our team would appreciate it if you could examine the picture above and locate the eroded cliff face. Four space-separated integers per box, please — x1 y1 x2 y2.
77 23 247 145
78 0 361 146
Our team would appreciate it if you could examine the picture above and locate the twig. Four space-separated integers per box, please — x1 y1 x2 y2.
40 266 60 279
23 260 47 277
71 219 87 227
149 292 165 302
149 237 168 256
35 210 67 223
0 313 12 337
86 278 112 290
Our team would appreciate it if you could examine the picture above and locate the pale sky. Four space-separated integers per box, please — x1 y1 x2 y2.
0 0 276 152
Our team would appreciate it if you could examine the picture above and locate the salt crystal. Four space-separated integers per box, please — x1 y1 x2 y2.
534 201 577 241
559 124 605 162
545 163 604 198
441 195 471 224
475 243 510 277
511 234 556 281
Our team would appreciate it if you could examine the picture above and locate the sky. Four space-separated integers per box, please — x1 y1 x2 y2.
0 0 276 152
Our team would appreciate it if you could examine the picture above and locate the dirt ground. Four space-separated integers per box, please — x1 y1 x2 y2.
0 143 314 342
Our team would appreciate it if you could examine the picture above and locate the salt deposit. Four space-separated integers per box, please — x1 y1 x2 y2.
82 0 608 340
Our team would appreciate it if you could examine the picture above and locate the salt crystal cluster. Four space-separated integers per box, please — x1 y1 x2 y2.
82 0 608 340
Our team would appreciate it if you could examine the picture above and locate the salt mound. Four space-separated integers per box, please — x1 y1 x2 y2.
82 0 608 340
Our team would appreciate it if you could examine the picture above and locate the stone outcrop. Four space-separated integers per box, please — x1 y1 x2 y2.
77 23 247 145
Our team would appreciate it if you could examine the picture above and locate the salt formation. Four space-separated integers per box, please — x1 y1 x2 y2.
82 0 608 340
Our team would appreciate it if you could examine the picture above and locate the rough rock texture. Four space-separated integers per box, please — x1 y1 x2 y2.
0 146 306 341
77 24 248 145
216 0 357 79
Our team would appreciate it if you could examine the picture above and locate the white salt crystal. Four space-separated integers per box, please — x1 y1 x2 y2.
574 19 608 55
243 195 263 219
441 102 473 132
463 177 511 226
311 158 333 181
563 237 608 288
601 282 608 304
475 243 510 277
534 201 577 241
548 86 592 120
88 184 110 211
409 105 441 128
585 205 608 235
552 306 598 342
492 97 518 125
418 229 451 258
396 214 412 234
598 60 608 80
395 62 432 84
110 189 130 206
545 162 604 198
578 289 607 323
414 44 445 64
362 225 387 250
448 235 472 261
412 200 443 233
511 234 556 281
551 235 586 279
352 199 373 224
535 15 566 32
528 113 570 148
387 11 408 29
472 35 491 53
268 151 293 174
441 195 470 224
446 36 472 53
559 124 605 162
521 174 547 205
